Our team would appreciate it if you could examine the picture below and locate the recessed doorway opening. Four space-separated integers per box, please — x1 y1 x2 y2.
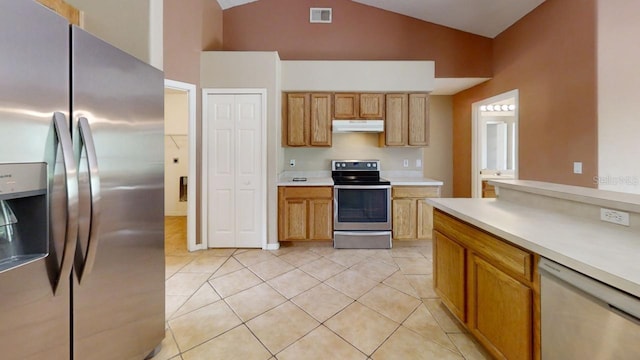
164 79 201 252
471 89 519 198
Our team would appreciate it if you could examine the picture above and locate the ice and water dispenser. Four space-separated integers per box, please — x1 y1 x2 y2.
0 163 48 273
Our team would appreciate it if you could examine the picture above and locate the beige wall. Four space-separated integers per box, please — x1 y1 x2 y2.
164 0 223 245
597 0 640 194
200 51 281 247
424 96 453 197
284 136 423 172
66 0 152 64
452 0 597 197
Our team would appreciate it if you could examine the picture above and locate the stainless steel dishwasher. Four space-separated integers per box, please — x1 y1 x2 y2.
539 258 640 359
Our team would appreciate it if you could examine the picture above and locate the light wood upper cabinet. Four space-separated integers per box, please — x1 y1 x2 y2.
384 94 408 146
359 93 385 118
433 209 539 360
282 92 331 147
310 94 332 146
382 93 430 147
408 93 430 146
334 93 385 119
278 186 333 241
334 93 359 119
284 93 310 146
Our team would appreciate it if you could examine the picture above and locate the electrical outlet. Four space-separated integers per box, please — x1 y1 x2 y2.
289 159 296 167
403 159 409 168
416 159 422 168
600 208 630 226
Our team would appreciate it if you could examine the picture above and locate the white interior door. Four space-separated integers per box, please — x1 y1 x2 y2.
206 92 264 248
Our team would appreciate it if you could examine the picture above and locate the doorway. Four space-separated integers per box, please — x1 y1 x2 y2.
202 89 267 249
471 89 519 198
164 80 200 252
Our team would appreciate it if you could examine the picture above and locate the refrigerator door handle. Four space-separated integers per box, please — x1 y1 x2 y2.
53 112 79 295
76 117 101 283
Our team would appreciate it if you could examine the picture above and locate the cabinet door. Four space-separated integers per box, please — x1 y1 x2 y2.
384 94 408 146
469 255 533 360
282 199 308 240
308 198 333 240
285 93 310 146
408 93 429 146
433 231 466 321
310 93 332 146
360 93 385 118
334 93 359 119
392 198 417 240
417 199 433 239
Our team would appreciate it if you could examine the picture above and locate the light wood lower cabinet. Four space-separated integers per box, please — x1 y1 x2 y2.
469 255 533 360
392 186 440 240
278 186 333 241
433 209 540 360
433 231 466 321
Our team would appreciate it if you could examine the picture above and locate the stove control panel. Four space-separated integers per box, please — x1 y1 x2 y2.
331 160 380 171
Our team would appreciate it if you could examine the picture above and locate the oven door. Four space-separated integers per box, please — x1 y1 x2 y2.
334 185 391 231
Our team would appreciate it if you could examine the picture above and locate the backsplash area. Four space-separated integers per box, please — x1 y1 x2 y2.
283 133 423 171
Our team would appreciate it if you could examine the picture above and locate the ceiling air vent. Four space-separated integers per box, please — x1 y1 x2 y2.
310 8 332 23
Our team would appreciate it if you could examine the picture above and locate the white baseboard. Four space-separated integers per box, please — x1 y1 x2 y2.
264 242 280 250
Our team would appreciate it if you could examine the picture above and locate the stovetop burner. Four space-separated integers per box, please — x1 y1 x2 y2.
331 160 390 186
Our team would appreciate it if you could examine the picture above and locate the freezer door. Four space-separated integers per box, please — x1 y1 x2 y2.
0 1 72 359
71 27 165 359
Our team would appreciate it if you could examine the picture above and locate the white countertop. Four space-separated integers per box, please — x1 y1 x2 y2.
386 177 443 186
278 170 444 187
427 197 640 298
277 176 334 186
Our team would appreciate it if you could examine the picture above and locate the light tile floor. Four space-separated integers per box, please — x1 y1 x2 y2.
156 217 492 360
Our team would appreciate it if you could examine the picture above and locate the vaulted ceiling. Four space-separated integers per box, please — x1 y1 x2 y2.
216 0 545 38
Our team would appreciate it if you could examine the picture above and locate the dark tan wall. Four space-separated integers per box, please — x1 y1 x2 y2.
222 0 492 78
452 0 597 197
164 0 222 84
164 0 223 244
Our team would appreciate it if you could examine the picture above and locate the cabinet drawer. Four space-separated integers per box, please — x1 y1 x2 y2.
392 186 440 198
434 210 533 283
281 186 332 199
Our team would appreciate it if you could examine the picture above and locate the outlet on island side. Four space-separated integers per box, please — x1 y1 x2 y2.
600 208 630 226
289 159 296 167
403 159 409 168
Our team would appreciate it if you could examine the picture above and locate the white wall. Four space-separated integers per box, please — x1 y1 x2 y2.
164 90 189 215
281 60 435 91
200 51 281 246
165 91 189 134
67 0 161 67
597 0 640 194
165 136 188 215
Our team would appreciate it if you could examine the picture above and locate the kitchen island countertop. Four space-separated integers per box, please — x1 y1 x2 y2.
428 181 640 298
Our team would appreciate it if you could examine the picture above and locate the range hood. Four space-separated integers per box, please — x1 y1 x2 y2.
332 119 384 133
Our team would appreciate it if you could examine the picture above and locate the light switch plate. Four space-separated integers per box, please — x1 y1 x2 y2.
573 162 583 174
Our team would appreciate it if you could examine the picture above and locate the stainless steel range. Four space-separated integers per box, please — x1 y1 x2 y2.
331 160 392 249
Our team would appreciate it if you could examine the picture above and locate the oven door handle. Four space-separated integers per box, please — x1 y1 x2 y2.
334 231 392 236
334 185 391 190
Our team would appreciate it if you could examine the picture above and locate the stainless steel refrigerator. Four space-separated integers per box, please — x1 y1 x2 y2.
0 1 165 359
